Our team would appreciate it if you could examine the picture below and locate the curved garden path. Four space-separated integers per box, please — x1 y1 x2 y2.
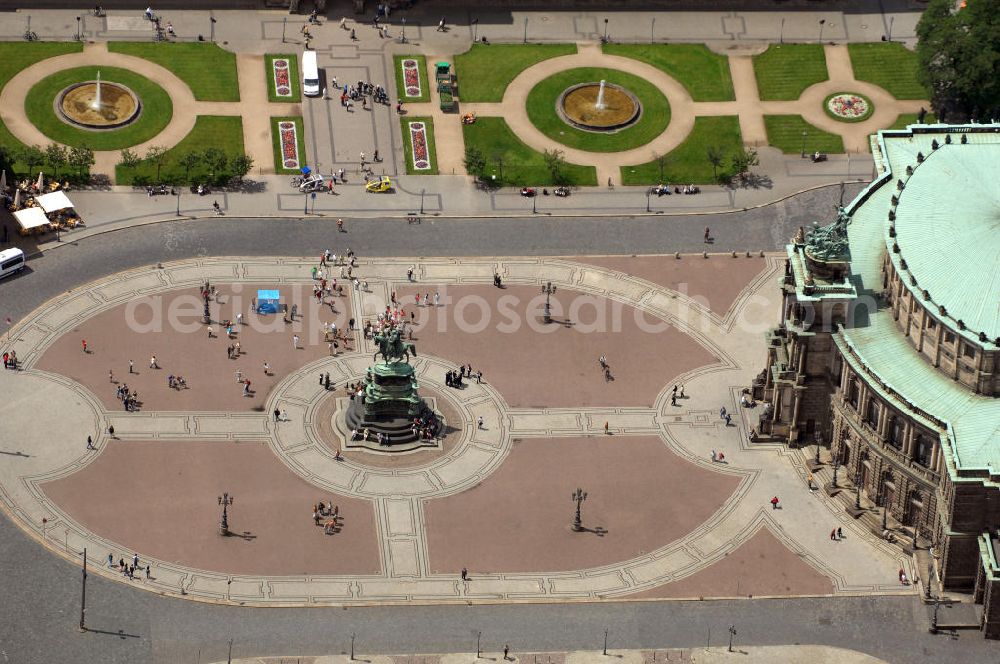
0 42 278 181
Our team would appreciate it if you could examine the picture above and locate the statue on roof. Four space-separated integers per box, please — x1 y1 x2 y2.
804 206 852 261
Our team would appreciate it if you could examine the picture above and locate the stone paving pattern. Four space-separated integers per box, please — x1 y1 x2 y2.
0 255 914 607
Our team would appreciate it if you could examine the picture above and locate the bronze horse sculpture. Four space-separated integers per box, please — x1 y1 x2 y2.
373 328 417 364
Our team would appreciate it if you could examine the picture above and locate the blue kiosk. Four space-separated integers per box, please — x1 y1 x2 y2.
257 289 281 315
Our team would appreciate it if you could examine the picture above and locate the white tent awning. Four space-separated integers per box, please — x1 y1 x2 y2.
13 207 49 230
35 190 73 213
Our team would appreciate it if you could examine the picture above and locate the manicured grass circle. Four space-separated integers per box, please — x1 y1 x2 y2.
823 92 874 123
526 67 670 153
25 66 172 150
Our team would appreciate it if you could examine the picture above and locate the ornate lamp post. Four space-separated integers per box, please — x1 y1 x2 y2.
541 282 556 324
814 430 823 464
818 18 826 43
854 467 862 510
801 130 808 158
832 460 839 488
571 487 587 532
218 492 234 535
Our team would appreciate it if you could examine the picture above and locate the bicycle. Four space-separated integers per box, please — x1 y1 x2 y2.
289 175 305 187
23 30 38 41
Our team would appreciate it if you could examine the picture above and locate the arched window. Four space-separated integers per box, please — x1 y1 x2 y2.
915 434 933 467
888 417 903 448
866 399 880 429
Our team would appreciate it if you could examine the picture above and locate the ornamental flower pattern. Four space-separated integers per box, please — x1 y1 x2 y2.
401 59 422 98
272 58 292 97
827 93 871 120
278 121 300 169
408 122 430 170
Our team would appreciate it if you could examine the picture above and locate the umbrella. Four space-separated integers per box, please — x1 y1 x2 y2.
36 171 44 191
0 169 7 194
12 189 21 210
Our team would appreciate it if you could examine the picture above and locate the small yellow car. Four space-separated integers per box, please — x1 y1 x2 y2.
364 176 393 193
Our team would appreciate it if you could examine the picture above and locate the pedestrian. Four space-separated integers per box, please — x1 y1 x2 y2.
461 567 468 581
350 27 356 40
598 354 607 369
340 17 347 30
830 528 837 541
108 369 114 383
837 526 843 539
337 218 344 233
725 413 732 426
263 361 270 376
770 496 780 509
133 553 139 568
720 406 727 419
476 371 483 384
82 339 88 353
477 416 484 430
145 565 151 580
437 17 446 31
274 407 281 422
680 384 685 397
149 355 157 369
166 21 174 36
207 325 214 338
108 424 115 439
128 359 134 374
503 645 510 661
672 384 678 395
86 435 95 450
711 450 717 462
325 373 331 390
293 334 300 349
670 393 677 406
704 227 711 243
434 291 440 307
807 472 815 490
107 553 114 568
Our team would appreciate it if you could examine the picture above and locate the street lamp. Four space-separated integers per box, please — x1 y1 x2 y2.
645 188 651 212
801 130 808 158
523 17 528 44
602 18 609 43
282 17 287 43
571 487 587 531
541 281 556 324
728 625 737 653
472 18 479 43
400 17 406 44
818 19 826 44
887 16 894 42
420 188 425 214
218 492 234 536
882 490 889 531
210 16 217 43
76 16 81 41
854 468 862 510
832 461 839 488
175 188 181 216
814 430 823 464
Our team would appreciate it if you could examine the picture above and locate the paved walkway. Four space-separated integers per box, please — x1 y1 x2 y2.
0 255 915 606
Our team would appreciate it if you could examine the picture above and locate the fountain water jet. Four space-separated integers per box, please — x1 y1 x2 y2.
56 70 141 130
90 70 102 111
594 79 606 110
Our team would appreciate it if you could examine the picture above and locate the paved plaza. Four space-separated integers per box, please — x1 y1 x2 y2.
0 253 914 608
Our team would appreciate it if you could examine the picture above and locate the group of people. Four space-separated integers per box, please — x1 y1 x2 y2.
2 350 18 370
446 364 480 388
652 183 701 196
115 383 141 411
411 409 440 441
313 501 342 535
166 374 187 390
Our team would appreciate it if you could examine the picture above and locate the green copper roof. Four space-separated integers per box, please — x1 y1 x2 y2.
839 124 1000 478
892 144 1000 340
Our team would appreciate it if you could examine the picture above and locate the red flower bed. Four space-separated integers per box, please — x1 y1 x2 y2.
409 122 430 170
272 58 292 97
278 121 300 169
401 59 422 98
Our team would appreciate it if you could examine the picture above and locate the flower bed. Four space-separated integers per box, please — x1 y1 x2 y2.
272 58 292 97
279 120 300 169
401 58 422 98
408 121 430 170
825 92 873 122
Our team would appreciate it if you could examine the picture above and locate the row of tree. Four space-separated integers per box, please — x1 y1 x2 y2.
0 143 96 181
118 145 254 186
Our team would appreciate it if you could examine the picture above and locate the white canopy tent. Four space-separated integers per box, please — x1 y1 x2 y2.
13 207 49 230
35 190 74 214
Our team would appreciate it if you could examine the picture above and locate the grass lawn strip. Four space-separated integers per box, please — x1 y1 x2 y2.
463 117 596 187
847 43 927 100
602 43 735 102
25 66 173 151
526 67 670 153
265 54 300 103
620 116 743 185
401 117 438 175
115 116 244 185
393 55 430 104
455 43 577 103
752 44 829 101
764 115 844 154
270 116 307 175
108 42 239 101
0 43 84 175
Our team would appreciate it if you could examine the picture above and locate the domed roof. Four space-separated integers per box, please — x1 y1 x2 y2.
892 144 1000 339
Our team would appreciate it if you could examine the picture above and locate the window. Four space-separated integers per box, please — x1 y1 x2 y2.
963 345 976 359
927 318 936 330
888 417 903 449
848 381 859 408
915 435 933 467
866 399 880 429
944 331 956 344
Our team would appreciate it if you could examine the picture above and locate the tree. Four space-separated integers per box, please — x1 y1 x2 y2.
144 145 168 182
542 148 568 186
652 152 670 183
731 147 759 181
463 146 486 179
19 144 45 178
177 151 202 183
118 148 142 169
44 144 68 178
230 153 254 182
916 0 1000 122
68 145 95 179
706 146 725 182
0 146 14 181
200 147 227 184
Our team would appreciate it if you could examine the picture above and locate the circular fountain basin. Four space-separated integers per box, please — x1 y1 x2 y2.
557 82 641 133
56 80 141 130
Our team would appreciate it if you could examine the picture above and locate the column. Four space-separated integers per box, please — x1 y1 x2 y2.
931 440 941 475
903 422 915 458
934 323 944 367
840 365 851 397
876 405 888 440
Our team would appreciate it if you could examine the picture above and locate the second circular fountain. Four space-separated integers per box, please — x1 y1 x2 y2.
56 70 141 130
558 79 641 132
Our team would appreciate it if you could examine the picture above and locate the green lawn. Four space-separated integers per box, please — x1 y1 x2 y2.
115 116 244 185
602 43 735 102
265 54 300 103
889 111 936 130
526 68 670 152
847 43 928 100
463 117 597 187
25 67 173 151
621 116 743 185
764 115 845 154
752 44 829 101
0 42 84 176
108 42 239 101
455 43 577 103
271 116 307 175
401 117 438 175
394 55 430 103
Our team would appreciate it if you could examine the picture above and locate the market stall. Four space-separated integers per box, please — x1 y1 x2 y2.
35 190 83 228
13 207 49 235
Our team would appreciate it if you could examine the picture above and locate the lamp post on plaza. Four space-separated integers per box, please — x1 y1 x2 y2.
571 487 587 532
210 16 217 43
818 19 826 44
832 460 839 488
814 430 823 465
400 17 406 44
854 467 862 510
887 16 894 42
645 188 651 212
523 17 528 43
541 281 556 324
472 18 479 43
218 492 234 536
602 18 609 43
176 188 181 216
801 130 808 158
881 488 889 532
76 16 81 41
282 17 287 43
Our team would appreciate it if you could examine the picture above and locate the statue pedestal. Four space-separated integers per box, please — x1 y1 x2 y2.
337 397 444 453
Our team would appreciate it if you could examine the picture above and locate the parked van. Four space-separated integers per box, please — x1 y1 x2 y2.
302 50 320 97
0 248 25 280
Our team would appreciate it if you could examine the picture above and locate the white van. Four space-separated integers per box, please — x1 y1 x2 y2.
302 50 320 97
0 248 25 280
